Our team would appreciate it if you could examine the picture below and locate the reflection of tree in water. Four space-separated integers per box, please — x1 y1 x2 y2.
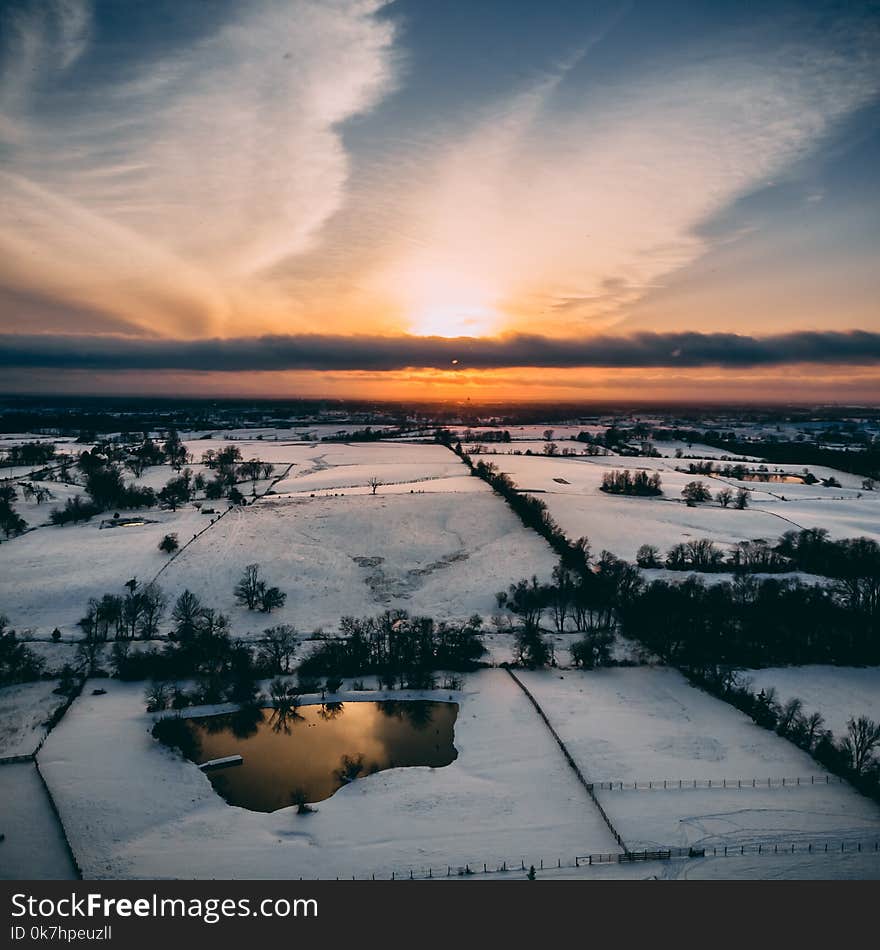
268 705 304 735
152 717 202 763
317 701 345 721
229 706 265 739
201 712 236 736
334 753 366 783
376 700 435 731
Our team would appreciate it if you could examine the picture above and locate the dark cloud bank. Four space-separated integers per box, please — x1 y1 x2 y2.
1 330 879 373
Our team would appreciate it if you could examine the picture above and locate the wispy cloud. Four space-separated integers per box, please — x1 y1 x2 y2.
0 0 398 335
368 15 880 334
0 1 877 349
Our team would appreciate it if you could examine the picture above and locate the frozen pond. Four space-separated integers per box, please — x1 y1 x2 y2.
177 701 458 812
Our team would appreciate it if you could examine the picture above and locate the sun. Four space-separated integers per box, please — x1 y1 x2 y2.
409 303 501 338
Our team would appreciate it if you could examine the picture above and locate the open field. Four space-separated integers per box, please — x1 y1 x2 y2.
746 666 880 740
517 667 880 852
0 680 62 758
38 672 620 879
162 490 556 630
34 668 880 880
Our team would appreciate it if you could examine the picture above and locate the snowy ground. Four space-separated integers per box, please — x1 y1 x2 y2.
0 680 62 758
474 451 878 561
517 667 880 853
162 492 556 631
0 505 206 636
32 667 880 881
745 666 880 740
0 763 77 880
37 671 620 880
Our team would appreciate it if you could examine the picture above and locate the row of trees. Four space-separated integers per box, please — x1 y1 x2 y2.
1 441 57 469
79 579 167 642
297 611 486 680
691 667 880 798
79 562 288 647
620 573 877 667
634 528 880 593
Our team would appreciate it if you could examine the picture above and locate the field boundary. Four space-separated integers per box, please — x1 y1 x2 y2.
503 667 627 853
150 462 294 584
593 775 843 791
298 838 880 880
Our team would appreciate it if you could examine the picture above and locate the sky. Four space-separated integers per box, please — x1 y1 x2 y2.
0 0 878 403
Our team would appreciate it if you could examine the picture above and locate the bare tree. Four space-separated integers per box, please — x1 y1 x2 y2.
257 624 298 674
716 488 733 508
367 476 382 495
234 564 263 609
843 715 880 776
681 480 711 506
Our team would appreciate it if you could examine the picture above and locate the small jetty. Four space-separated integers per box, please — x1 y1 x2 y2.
199 755 243 771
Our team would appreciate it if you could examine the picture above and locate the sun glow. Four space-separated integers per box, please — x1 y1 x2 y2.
397 267 504 337
409 303 501 338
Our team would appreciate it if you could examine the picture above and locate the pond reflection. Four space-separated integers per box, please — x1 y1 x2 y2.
183 701 458 812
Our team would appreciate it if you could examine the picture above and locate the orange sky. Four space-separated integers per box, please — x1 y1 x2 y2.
1 1 878 402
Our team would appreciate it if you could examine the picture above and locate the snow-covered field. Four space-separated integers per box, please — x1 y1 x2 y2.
163 490 556 631
0 680 62 758
0 763 77 880
745 666 880 740
0 506 206 636
473 451 879 560
517 668 880 853
38 672 620 879
33 668 880 880
3 431 879 881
